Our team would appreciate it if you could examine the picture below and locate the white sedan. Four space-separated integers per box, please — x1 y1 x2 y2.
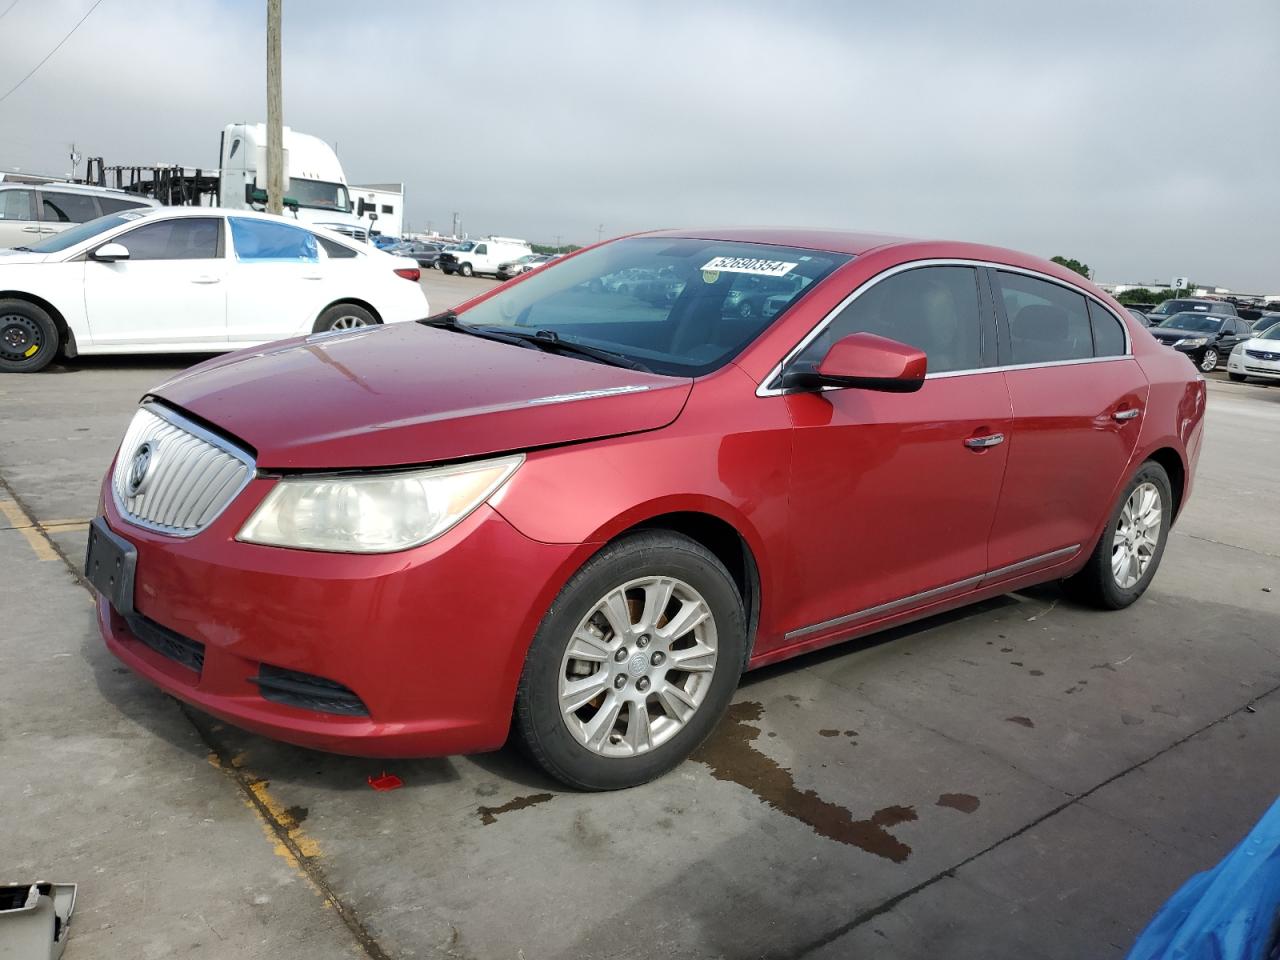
1227 325 1280 384
0 207 429 373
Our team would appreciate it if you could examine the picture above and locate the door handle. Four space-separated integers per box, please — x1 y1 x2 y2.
191 276 222 284
964 433 1005 449
22 226 42 233
301 275 323 280
1113 408 1141 421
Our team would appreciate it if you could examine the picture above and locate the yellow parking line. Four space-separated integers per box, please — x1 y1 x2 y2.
0 499 60 562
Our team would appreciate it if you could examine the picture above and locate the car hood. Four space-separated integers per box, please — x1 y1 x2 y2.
151 323 692 469
0 249 53 265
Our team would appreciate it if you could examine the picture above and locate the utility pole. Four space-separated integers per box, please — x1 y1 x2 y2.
596 224 604 243
68 143 81 181
451 211 460 238
266 0 284 215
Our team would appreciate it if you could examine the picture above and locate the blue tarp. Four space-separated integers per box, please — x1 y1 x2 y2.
1128 796 1280 960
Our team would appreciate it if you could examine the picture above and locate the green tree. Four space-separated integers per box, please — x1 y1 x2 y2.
531 242 582 255
1114 285 1196 306
1051 255 1091 278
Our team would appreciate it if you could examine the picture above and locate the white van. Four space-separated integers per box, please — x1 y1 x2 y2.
0 182 158 250
439 236 533 277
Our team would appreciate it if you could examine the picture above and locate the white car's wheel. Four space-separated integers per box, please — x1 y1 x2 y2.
313 304 378 333
0 300 59 374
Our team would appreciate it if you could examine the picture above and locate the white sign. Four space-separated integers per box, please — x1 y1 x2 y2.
1172 277 1189 290
701 256 797 278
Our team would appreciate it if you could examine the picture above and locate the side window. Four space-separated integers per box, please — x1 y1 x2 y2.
1087 300 1127 357
802 266 984 374
316 235 357 259
116 218 220 260
98 196 150 215
0 189 36 221
40 191 100 223
229 217 318 262
475 243 488 256
998 271 1092 364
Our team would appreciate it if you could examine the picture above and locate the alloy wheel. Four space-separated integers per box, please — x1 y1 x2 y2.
558 576 718 758
1199 349 1219 372
1112 481 1162 589
329 314 370 330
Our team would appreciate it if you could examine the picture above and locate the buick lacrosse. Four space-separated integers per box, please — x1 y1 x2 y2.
88 228 1205 789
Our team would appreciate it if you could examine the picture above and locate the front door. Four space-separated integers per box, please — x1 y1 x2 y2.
82 216 227 346
777 264 1012 648
985 269 1146 573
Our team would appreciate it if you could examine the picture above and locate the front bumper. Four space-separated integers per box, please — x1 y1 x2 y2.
1227 351 1280 380
95 475 589 757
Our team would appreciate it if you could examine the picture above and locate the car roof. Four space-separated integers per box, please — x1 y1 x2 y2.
0 180 156 200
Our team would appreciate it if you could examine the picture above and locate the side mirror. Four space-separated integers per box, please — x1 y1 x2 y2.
783 332 927 393
92 242 130 262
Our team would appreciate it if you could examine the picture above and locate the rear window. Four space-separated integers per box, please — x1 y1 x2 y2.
997 271 1093 364
317 235 358 259
229 217 319 262
98 196 151 215
41 191 100 223
1088 300 1128 357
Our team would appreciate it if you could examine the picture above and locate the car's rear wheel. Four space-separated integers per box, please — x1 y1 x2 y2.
1067 461 1172 609
515 531 745 790
459 262 474 277
1228 372 1247 382
0 300 59 374
1198 348 1219 372
313 303 378 333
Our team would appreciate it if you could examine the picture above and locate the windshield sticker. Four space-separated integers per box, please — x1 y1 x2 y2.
701 256 797 278
119 212 144 220
701 269 720 284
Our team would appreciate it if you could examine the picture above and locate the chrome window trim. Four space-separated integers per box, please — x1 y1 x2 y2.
756 258 1134 397
782 544 1081 642
111 400 257 538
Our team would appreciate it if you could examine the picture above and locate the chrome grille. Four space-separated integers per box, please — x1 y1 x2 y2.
112 403 255 537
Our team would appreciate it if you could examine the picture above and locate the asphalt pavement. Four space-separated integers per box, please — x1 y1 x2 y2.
1 300 1277 959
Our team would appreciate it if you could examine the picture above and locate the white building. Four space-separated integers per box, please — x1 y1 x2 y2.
351 182 404 238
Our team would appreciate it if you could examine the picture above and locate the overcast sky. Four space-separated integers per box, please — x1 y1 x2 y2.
1 0 1276 289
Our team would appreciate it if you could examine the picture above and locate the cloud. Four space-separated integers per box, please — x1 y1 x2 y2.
1 0 1276 289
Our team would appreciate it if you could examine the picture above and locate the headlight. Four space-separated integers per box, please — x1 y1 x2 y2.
237 454 523 553
1177 337 1209 347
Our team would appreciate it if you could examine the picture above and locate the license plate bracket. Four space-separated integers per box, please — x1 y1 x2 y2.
84 517 137 617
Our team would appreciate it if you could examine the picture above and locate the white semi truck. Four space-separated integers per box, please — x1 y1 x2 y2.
81 123 381 239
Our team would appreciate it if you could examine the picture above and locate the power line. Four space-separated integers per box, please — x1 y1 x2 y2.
0 1 22 21
0 0 108 107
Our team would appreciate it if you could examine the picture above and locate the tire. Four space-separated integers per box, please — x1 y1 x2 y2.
515 531 746 791
1198 348 1219 372
459 262 474 278
312 303 378 333
0 300 60 373
1066 461 1173 610
1228 372 1247 382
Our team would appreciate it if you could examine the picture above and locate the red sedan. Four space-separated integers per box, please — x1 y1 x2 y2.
87 229 1205 790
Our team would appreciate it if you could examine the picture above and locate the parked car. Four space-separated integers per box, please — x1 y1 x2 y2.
497 254 552 281
0 182 158 249
370 234 401 251
1226 323 1280 384
1146 298 1238 324
0 207 427 372
396 241 444 269
86 228 1203 790
439 236 532 277
1149 312 1253 372
1125 307 1153 327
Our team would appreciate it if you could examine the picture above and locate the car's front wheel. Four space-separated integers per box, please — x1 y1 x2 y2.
1198 348 1219 372
459 262 474 278
515 531 745 790
1067 460 1172 609
0 300 59 373
313 303 378 333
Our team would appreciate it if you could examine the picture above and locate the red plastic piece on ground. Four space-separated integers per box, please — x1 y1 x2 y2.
367 772 403 791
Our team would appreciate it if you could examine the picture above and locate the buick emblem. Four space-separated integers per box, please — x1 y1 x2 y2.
126 441 156 496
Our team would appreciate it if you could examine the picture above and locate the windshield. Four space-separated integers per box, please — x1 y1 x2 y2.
447 241 475 252
23 212 140 253
1158 313 1222 333
1151 299 1212 316
286 178 350 212
456 237 850 376
1252 315 1280 332
1260 324 1280 342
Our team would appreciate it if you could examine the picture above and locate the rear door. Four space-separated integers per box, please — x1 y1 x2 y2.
224 217 327 343
985 269 1147 576
779 264 1013 645
38 190 102 237
82 216 227 346
0 188 43 248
